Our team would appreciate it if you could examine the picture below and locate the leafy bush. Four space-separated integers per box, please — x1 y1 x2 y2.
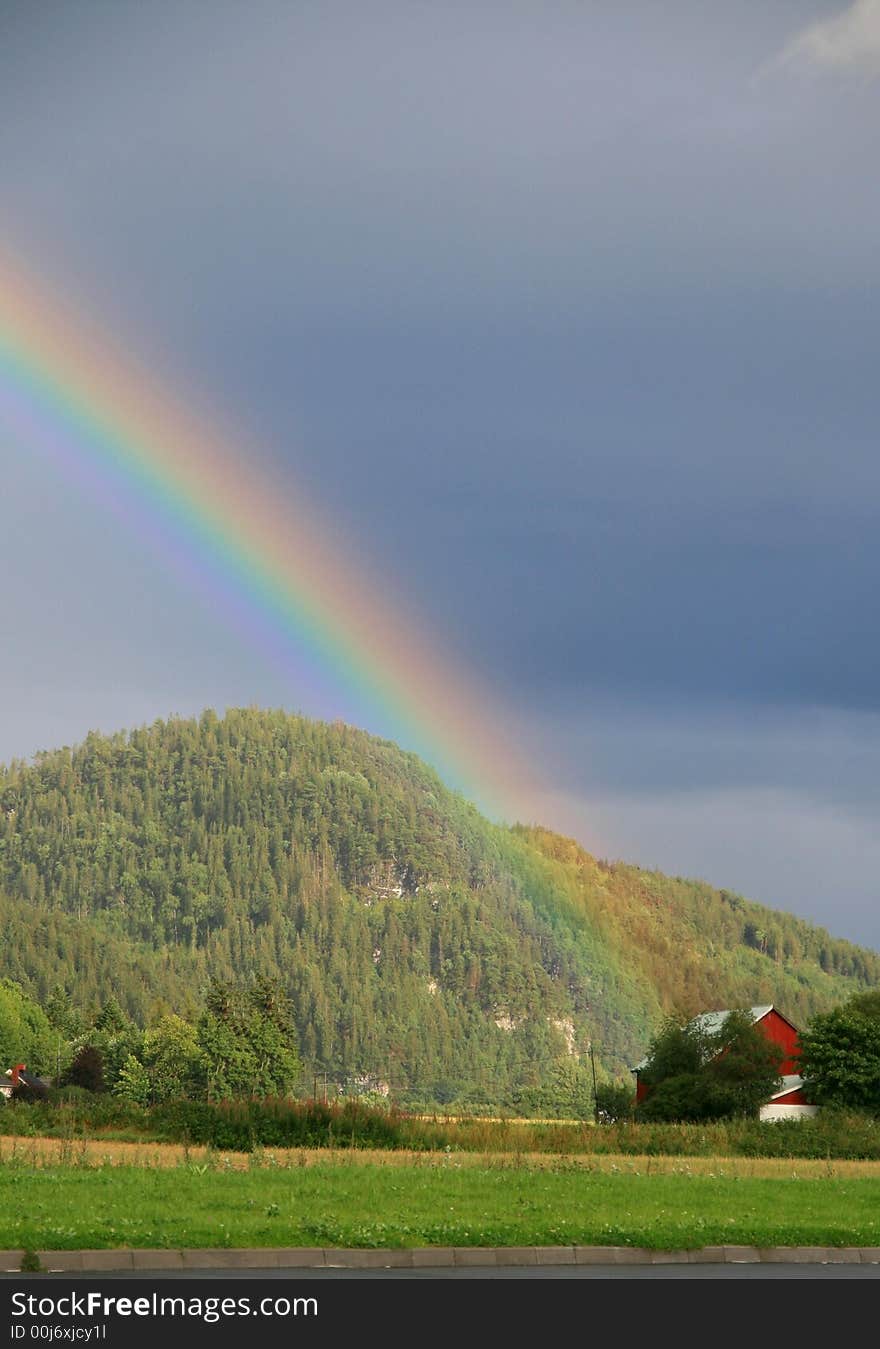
636 1010 783 1121
50 1085 94 1106
151 1097 443 1151
62 1045 105 1094
799 993 880 1113
0 1094 148 1138
595 1082 636 1123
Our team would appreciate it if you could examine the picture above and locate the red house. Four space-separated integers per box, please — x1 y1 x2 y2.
632 1005 817 1120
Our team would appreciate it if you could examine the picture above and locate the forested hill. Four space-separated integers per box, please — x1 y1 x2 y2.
0 708 876 1100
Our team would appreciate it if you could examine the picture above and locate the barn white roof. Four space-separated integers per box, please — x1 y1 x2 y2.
632 1006 774 1073
769 1074 805 1100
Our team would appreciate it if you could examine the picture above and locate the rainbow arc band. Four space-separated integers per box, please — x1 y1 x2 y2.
0 249 539 818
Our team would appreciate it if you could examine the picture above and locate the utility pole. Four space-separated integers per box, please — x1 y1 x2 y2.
589 1041 599 1125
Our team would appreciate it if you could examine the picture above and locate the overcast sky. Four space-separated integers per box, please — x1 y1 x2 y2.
1 2 879 946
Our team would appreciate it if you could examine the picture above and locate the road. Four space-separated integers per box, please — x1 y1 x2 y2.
7 1264 880 1279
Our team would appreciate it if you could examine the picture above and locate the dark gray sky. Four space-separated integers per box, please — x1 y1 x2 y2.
2 2 879 945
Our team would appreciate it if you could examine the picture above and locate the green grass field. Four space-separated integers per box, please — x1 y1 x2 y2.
2 1158 879 1251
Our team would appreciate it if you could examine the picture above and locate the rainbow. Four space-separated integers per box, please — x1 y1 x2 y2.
0 249 542 819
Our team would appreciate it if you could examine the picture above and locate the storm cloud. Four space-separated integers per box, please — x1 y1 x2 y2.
1 2 878 943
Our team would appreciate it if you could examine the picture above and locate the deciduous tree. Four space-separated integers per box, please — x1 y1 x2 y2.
799 993 880 1113
637 1010 782 1121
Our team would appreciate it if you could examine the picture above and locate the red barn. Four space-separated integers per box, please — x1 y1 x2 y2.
632 1005 817 1120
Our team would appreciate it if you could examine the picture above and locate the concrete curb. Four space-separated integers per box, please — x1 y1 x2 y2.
6 1246 880 1272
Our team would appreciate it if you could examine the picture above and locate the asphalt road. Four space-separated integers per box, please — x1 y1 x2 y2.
7 1264 880 1279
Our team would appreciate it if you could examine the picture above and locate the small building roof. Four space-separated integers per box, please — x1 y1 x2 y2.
19 1071 49 1087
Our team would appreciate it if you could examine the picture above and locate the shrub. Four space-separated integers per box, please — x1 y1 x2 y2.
151 1096 430 1151
62 1045 105 1094
595 1082 636 1124
50 1085 94 1106
799 996 880 1114
636 1010 783 1121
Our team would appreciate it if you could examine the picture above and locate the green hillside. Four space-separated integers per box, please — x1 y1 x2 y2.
0 707 876 1102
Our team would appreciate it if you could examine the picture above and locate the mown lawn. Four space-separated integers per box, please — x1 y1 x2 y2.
1 1160 879 1250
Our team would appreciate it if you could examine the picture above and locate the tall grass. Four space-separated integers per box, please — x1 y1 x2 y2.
1 1097 877 1159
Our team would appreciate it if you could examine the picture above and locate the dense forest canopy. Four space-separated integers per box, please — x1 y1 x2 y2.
0 708 876 1106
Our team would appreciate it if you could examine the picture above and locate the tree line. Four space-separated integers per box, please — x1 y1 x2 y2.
0 708 877 1103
